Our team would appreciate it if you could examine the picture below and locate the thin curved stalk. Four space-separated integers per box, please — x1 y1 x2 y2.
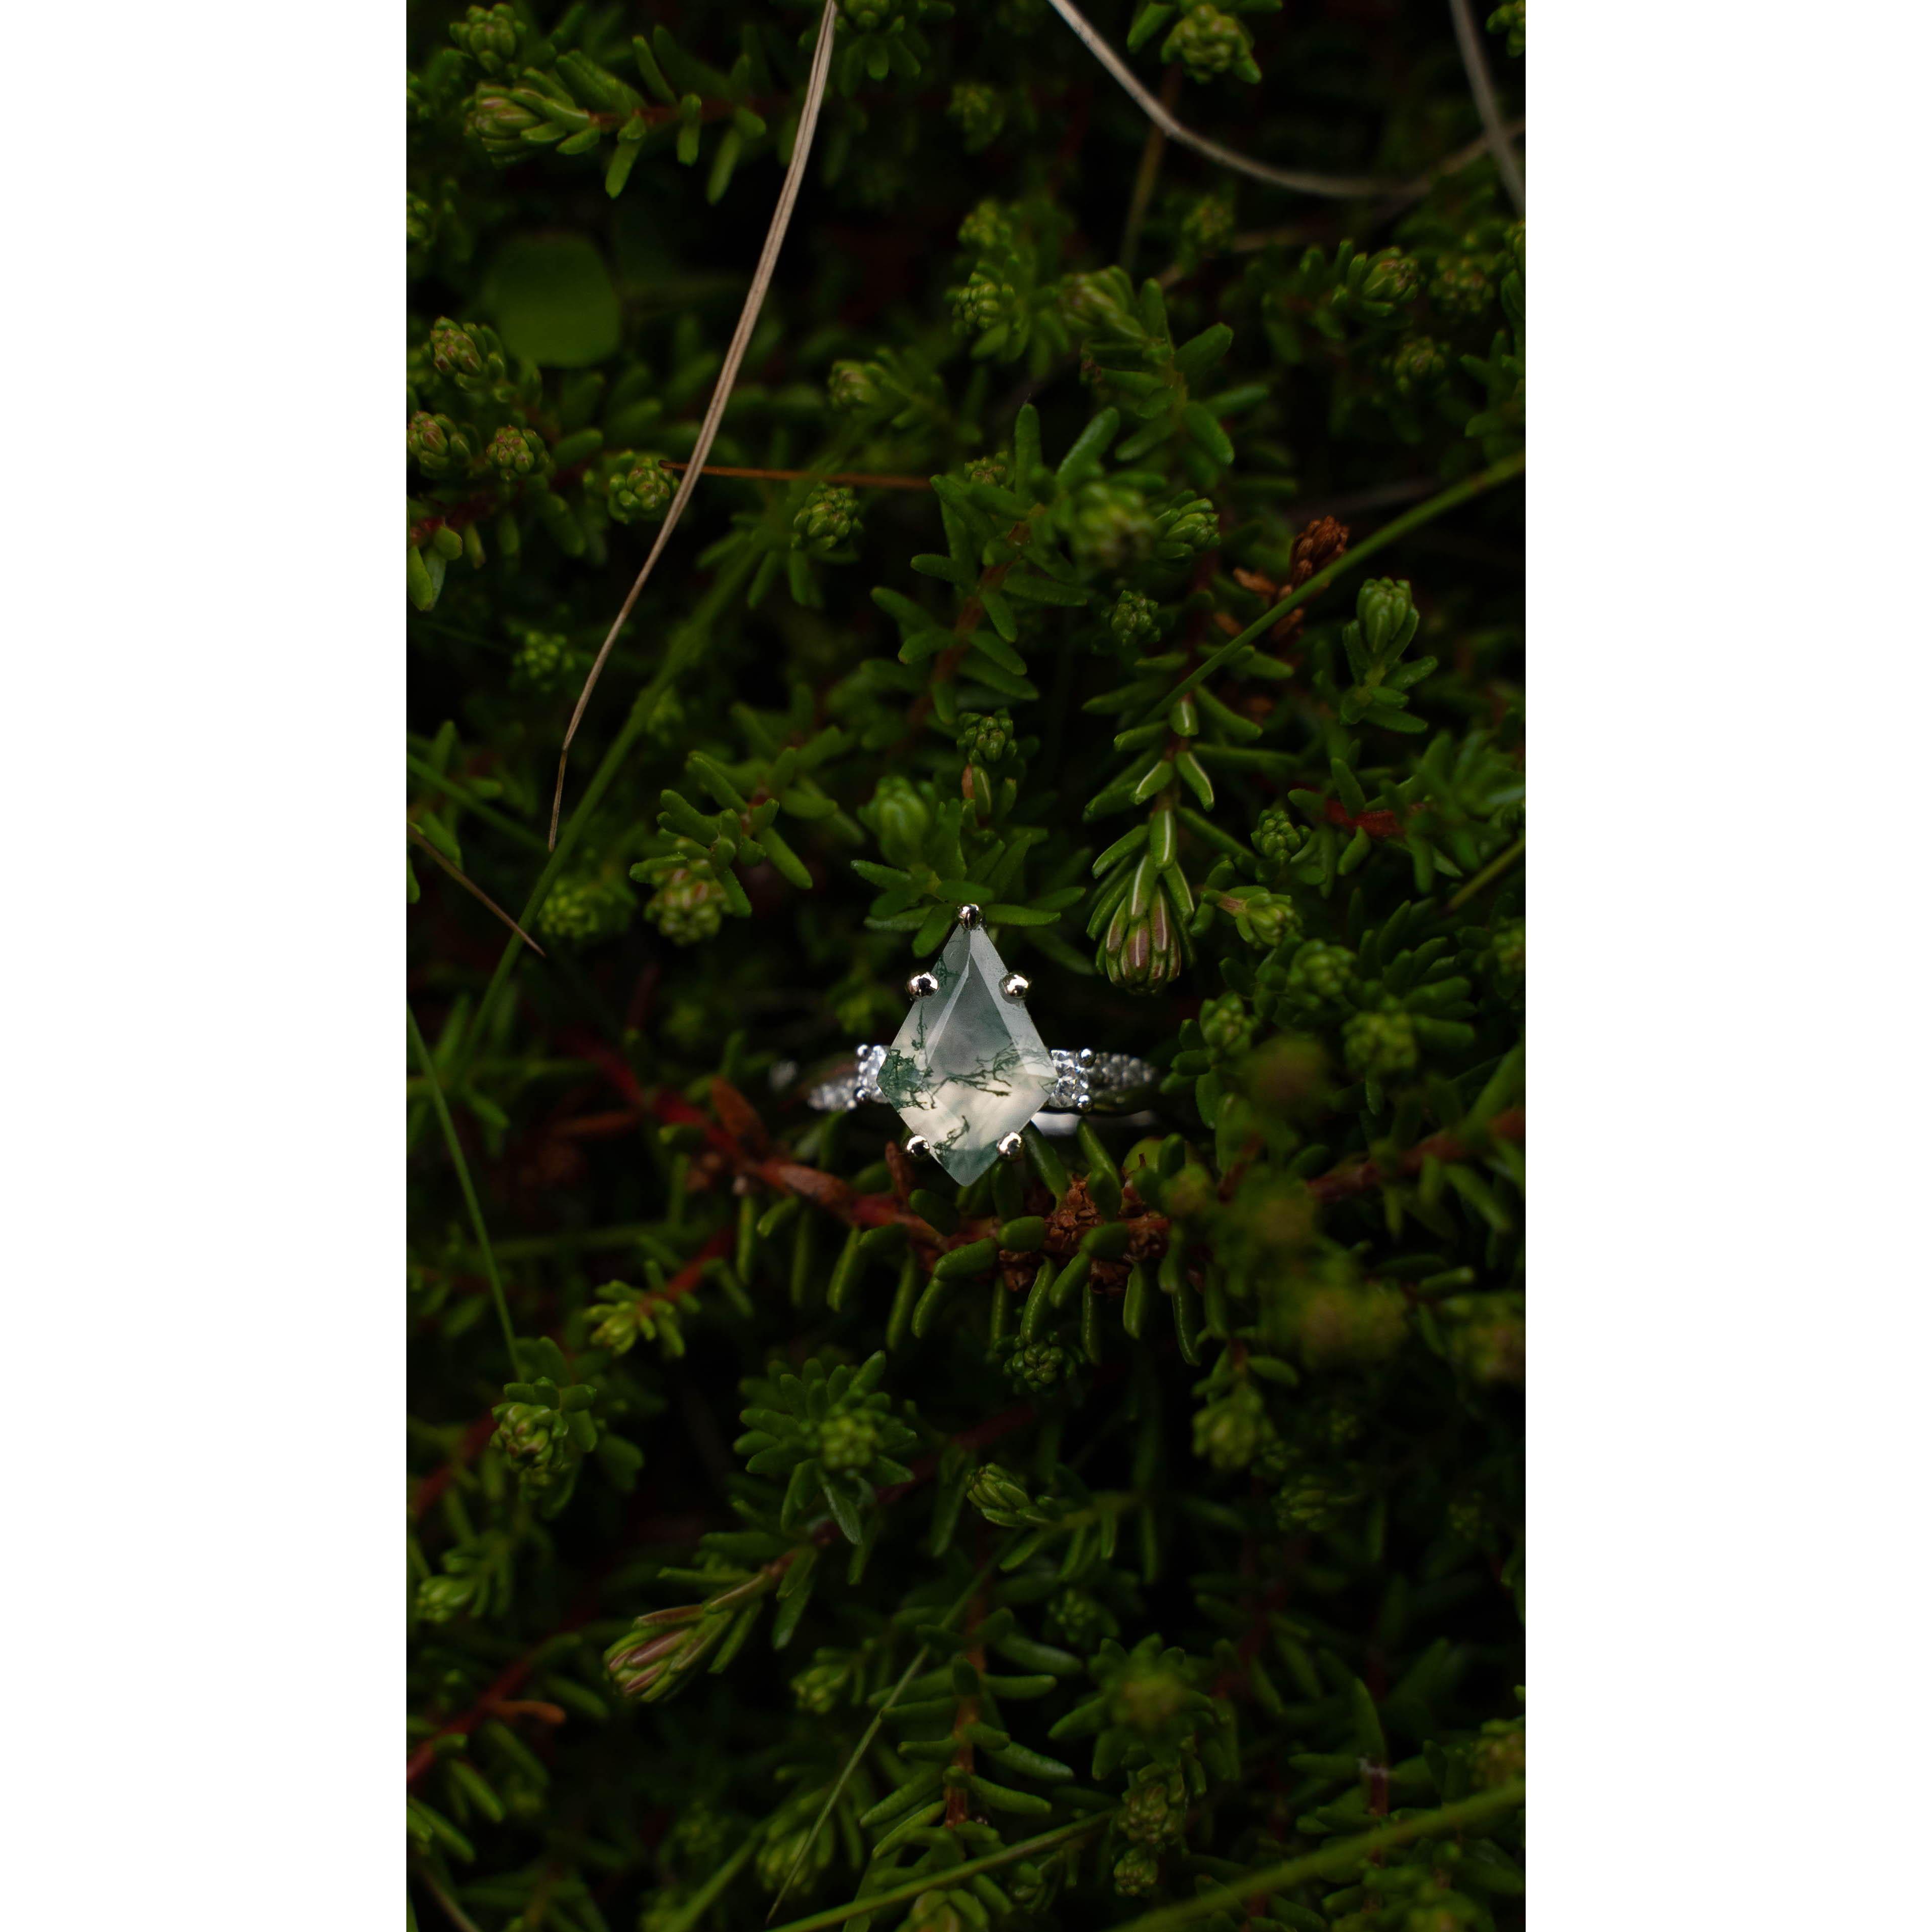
1046 0 1480 200
766 1816 1111 1932
1112 1781 1527 1932
1448 0 1526 211
551 0 841 847
408 825 546 956
408 1003 519 1373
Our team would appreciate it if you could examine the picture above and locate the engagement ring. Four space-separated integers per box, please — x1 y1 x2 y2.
804 906 1156 1183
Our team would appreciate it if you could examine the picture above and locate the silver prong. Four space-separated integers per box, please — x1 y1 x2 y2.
996 1130 1025 1163
955 903 982 929
906 971 940 999
905 1135 933 1161
1076 1047 1097 1070
999 972 1030 1002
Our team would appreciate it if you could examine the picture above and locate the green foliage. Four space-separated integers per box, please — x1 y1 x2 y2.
408 3 1524 1929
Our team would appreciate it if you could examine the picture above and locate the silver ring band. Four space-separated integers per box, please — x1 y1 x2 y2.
806 1045 1157 1116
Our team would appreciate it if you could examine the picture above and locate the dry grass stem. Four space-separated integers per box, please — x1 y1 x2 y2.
549 0 841 848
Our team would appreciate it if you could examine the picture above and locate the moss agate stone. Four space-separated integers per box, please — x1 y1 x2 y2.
877 923 1053 1183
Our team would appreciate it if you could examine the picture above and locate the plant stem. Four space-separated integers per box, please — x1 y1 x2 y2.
551 0 843 845
766 1562 997 1921
406 753 549 854
1445 832 1525 911
408 827 547 956
655 1836 759 1932
1120 67 1183 273
456 542 764 1090
408 1002 519 1373
1143 448 1526 721
766 1815 1111 1932
413 1866 486 1932
1113 1781 1526 1932
1446 0 1525 212
664 460 931 491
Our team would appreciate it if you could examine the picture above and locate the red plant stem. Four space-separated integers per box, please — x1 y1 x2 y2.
1307 1107 1524 1205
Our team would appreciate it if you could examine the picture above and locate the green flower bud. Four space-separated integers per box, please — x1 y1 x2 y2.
465 87 545 156
1162 1164 1216 1220
827 358 884 411
905 1892 967 1932
1197 992 1253 1059
414 1572 476 1622
1110 1654 1191 1733
641 867 726 946
1192 1380 1268 1471
1230 888 1300 950
534 871 635 946
1179 194 1235 261
1273 1473 1360 1533
1491 917 1526 994
1113 1845 1161 1897
449 3 527 75
1446 1295 1526 1387
1059 267 1139 337
1469 1718 1526 1788
407 193 438 249
492 1401 563 1479
1109 588 1161 650
814 1407 883 1473
755 1824 830 1895
963 453 1008 486
1361 250 1421 306
792 483 862 554
485 423 547 481
608 455 675 523
1161 4 1260 84
1155 494 1219 556
665 1804 739 1878
1488 0 1526 58
1005 1340 1068 1392
966 1462 1036 1525
1286 940 1356 1005
956 708 1014 768
789 1658 851 1714
958 199 1017 255
1253 805 1307 867
868 775 932 865
1121 1766 1188 1848
948 265 1019 337
1342 1006 1418 1078
947 82 1006 152
1103 882 1185 994
1356 576 1418 657
429 316 507 389
408 411 472 476
1431 250 1495 318
1389 335 1449 397
1045 1586 1115 1652
510 627 576 693
1066 480 1156 570
1293 1281 1407 1367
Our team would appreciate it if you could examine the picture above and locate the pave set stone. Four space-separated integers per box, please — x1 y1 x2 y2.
875 922 1054 1184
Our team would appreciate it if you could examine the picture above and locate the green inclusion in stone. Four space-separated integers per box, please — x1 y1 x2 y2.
877 923 1054 1184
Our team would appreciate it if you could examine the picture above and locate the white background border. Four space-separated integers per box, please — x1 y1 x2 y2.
3 0 1928 1923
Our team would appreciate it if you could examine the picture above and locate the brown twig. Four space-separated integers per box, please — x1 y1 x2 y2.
550 0 842 848
408 825 547 956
